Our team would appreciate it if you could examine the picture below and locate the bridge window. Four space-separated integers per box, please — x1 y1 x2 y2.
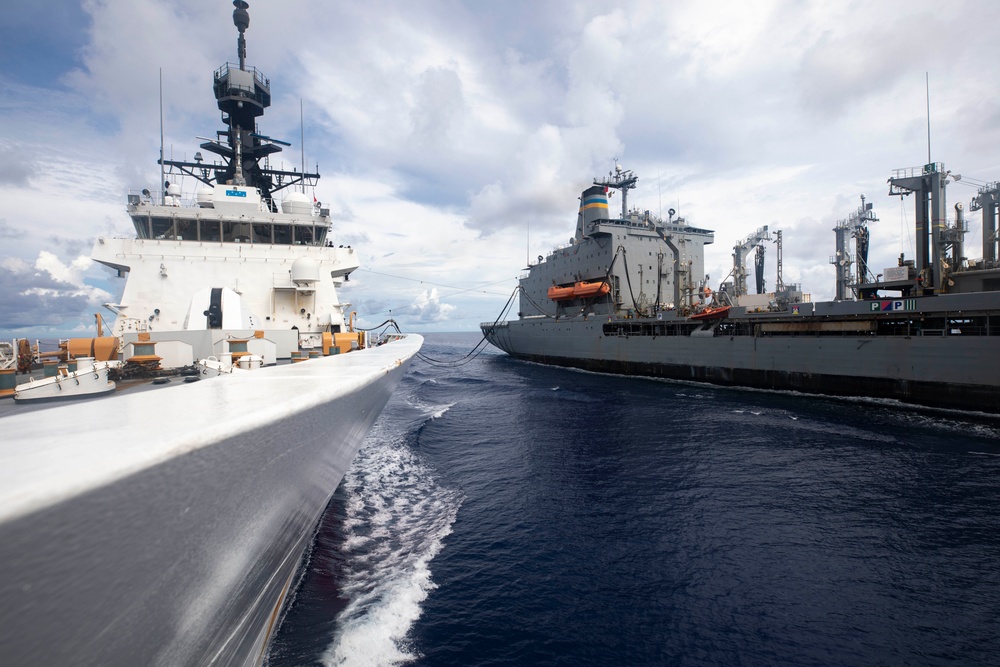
201 219 222 242
223 221 256 243
253 223 273 243
132 215 151 238
151 217 173 239
295 226 315 245
273 224 292 245
175 219 196 241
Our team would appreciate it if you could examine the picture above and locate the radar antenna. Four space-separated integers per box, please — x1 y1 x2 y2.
233 0 250 70
594 161 638 220
157 1 322 205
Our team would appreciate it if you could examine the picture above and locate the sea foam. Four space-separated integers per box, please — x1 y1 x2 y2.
321 425 462 666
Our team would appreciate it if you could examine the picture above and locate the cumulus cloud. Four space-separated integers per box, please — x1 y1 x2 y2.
459 9 628 236
406 288 456 323
3 0 1000 333
34 251 96 288
0 253 112 333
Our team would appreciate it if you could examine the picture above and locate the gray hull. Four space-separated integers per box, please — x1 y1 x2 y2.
0 335 422 666
488 162 1000 414
484 319 999 412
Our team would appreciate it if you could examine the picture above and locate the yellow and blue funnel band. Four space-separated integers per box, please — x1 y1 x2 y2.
580 195 609 212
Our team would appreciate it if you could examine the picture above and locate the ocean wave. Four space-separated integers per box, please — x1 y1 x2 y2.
321 429 462 667
429 403 453 420
401 395 454 424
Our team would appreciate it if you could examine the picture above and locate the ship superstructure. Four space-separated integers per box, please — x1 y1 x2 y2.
520 164 714 321
92 0 354 361
484 162 1000 413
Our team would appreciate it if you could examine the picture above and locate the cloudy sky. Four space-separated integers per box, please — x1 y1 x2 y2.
2 0 1000 338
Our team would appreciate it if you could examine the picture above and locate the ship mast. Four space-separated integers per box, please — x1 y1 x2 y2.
157 1 320 203
594 162 638 220
235 0 249 70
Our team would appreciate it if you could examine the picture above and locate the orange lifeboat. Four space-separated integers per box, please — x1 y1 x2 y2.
572 281 610 298
689 305 731 320
547 285 576 301
548 281 610 301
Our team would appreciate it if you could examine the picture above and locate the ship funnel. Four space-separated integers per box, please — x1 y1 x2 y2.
576 185 609 239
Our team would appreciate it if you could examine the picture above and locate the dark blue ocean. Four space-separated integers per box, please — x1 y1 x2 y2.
267 332 1000 666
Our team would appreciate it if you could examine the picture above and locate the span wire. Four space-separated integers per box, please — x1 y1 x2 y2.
414 286 520 368
354 270 519 320
357 268 514 298
355 317 494 366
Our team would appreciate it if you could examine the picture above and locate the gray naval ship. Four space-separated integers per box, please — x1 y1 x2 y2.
483 163 1000 413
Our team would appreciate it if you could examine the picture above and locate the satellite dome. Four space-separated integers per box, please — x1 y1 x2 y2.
281 191 312 216
196 187 214 208
291 257 320 285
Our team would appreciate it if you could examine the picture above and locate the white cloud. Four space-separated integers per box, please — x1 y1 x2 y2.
34 251 96 288
3 0 1000 335
406 288 456 323
0 252 112 334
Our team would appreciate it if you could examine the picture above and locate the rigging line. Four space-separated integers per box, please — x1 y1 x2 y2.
355 275 521 320
618 245 648 317
357 268 515 296
967 215 980 250
354 316 496 367
518 286 558 318
423 287 518 366
521 292 559 317
354 318 402 332
416 336 493 367
414 287 520 367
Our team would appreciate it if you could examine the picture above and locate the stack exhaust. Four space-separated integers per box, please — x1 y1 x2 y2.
576 185 609 239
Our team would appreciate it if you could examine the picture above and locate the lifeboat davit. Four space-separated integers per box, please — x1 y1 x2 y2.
689 305 731 320
547 281 610 301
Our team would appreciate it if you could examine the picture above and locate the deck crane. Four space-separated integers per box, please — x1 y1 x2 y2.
830 195 877 300
730 226 771 297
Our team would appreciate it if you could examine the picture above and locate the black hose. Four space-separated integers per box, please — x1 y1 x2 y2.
617 245 648 317
415 286 520 367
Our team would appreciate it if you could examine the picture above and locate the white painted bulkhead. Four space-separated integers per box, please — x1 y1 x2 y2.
92 232 358 338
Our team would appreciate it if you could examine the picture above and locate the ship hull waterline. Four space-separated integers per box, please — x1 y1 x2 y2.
0 334 422 667
483 321 998 413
